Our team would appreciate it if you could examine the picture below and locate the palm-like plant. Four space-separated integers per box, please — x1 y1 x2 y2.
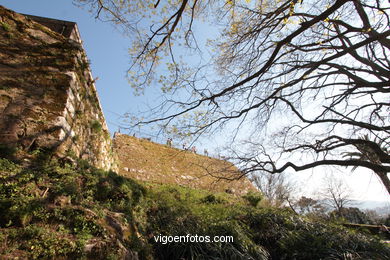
342 134 389 172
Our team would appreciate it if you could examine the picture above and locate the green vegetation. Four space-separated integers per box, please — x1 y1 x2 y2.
0 156 146 258
77 58 91 72
1 155 389 259
0 21 10 32
90 120 102 133
242 191 263 207
103 129 111 140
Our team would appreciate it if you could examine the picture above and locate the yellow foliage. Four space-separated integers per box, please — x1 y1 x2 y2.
230 23 238 34
363 28 372 33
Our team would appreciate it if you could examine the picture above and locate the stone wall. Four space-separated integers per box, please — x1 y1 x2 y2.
0 6 117 171
113 133 257 195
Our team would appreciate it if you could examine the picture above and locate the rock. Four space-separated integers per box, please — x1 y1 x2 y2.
0 6 118 172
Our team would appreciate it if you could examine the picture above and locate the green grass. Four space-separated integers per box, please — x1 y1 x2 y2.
0 157 146 258
0 157 389 259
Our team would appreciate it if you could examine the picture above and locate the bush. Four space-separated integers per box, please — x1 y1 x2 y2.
6 225 80 259
244 209 390 259
200 194 224 204
90 120 102 132
242 192 263 207
0 158 146 258
146 202 268 260
0 158 20 175
1 157 389 259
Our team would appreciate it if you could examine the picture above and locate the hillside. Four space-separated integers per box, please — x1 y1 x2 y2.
1 5 390 260
1 156 389 259
113 133 256 195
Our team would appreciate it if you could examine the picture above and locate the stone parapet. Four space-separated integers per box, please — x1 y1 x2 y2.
0 6 118 171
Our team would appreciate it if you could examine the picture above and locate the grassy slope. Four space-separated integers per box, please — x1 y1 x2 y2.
114 134 257 195
1 156 389 259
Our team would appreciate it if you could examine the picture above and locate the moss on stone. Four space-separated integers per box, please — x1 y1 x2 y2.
0 21 11 31
0 6 116 172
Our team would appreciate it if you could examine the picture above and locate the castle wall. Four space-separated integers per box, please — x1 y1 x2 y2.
113 133 257 195
0 6 117 171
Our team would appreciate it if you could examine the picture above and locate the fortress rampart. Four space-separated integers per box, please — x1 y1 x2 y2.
0 6 117 171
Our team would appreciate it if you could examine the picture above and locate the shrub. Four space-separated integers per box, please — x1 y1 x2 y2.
0 158 20 175
243 209 390 259
200 194 224 204
1 157 389 259
146 202 268 260
242 192 263 207
6 225 79 259
0 22 10 32
90 120 102 132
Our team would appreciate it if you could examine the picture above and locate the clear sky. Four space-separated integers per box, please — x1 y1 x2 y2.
1 0 388 204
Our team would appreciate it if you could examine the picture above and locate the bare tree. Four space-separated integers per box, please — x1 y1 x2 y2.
319 175 354 213
364 209 382 224
76 0 390 194
250 172 295 207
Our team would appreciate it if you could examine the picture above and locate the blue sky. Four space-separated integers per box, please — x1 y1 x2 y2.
1 1 389 203
0 0 137 134
0 0 229 149
0 0 220 146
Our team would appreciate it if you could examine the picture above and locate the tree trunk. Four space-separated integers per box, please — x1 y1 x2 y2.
376 171 390 196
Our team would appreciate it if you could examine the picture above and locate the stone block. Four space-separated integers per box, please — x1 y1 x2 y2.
0 6 118 172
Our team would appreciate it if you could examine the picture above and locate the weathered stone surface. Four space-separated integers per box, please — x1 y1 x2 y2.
113 133 257 195
0 5 118 171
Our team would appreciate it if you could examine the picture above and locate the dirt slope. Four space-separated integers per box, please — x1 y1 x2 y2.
113 133 257 195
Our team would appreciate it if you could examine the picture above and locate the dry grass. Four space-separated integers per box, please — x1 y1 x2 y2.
113 133 257 195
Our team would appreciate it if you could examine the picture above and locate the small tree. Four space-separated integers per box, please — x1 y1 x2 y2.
364 209 382 225
319 175 354 214
251 172 295 207
294 196 326 216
